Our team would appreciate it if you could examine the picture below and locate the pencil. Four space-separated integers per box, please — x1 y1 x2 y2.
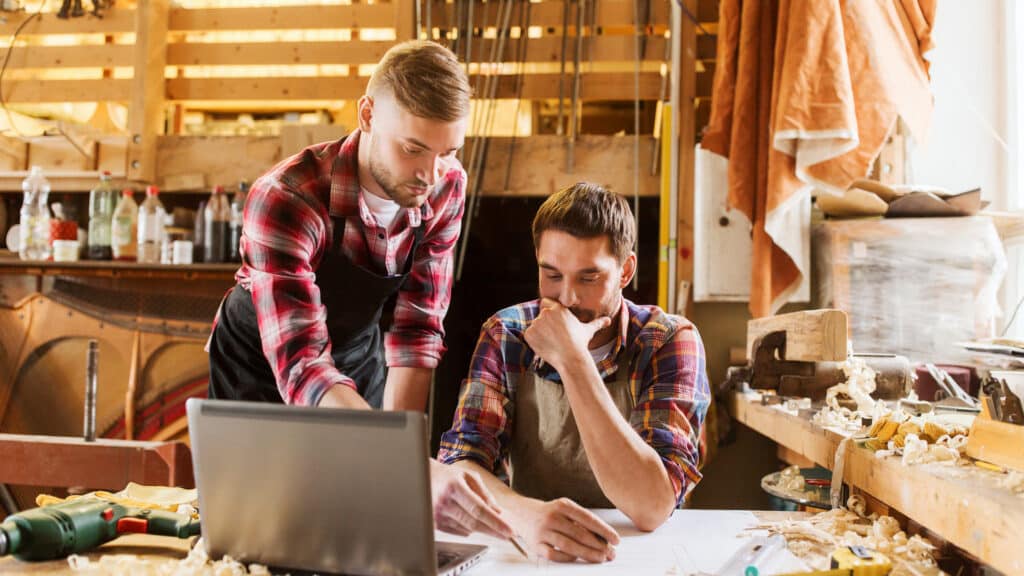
509 535 529 559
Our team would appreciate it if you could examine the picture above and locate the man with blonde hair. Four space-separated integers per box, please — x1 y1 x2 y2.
208 40 512 538
439 182 710 561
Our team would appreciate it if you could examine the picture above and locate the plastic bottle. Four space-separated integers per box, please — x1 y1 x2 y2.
18 166 52 261
228 180 248 263
137 185 166 264
87 171 116 260
203 185 231 263
111 189 138 261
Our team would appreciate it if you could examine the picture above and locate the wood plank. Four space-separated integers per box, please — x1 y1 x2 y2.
166 35 668 67
476 135 659 197
430 0 669 28
128 0 169 183
0 136 27 171
167 4 398 31
730 393 1024 575
0 79 131 103
167 72 664 101
27 137 95 171
0 255 238 281
0 433 193 490
965 415 1024 471
746 309 849 362
0 9 135 35
0 44 132 69
156 135 281 191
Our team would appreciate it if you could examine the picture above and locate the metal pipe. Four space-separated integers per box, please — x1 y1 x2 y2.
84 339 98 442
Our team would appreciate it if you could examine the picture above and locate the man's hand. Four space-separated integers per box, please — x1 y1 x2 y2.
430 460 515 538
511 497 620 563
524 299 611 370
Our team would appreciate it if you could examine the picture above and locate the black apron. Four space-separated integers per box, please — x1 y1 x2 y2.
208 196 424 409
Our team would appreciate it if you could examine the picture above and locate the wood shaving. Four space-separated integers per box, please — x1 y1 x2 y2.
999 470 1024 495
749 503 944 576
778 465 806 491
68 538 271 576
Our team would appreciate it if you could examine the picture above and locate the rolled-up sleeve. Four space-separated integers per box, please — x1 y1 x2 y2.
437 316 513 475
242 163 359 406
630 324 711 505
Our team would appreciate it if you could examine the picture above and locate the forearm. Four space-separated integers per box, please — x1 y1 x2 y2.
452 460 532 513
560 356 676 531
383 366 433 411
318 384 371 409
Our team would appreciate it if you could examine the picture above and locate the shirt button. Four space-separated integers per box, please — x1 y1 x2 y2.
377 233 385 239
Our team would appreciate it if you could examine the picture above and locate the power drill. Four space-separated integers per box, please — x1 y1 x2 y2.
0 497 200 561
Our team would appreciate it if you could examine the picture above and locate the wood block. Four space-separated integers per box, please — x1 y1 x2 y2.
280 124 349 160
747 309 848 362
27 136 95 171
0 135 26 171
96 136 128 176
966 416 1024 472
162 172 206 192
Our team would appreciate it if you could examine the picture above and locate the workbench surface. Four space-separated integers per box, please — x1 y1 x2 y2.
0 510 808 575
730 391 1023 575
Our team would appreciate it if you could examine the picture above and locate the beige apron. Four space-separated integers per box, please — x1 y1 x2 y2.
509 346 639 508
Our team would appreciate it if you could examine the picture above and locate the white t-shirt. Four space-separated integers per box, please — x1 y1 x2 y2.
361 187 401 229
588 339 616 363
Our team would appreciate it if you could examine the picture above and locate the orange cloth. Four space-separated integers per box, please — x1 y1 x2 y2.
702 0 935 317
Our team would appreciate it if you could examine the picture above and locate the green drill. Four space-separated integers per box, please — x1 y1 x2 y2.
0 497 201 562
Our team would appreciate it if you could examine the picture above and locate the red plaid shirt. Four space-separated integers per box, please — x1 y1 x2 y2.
227 130 465 406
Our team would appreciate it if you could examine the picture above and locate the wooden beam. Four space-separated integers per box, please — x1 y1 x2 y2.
0 10 134 35
165 36 668 67
0 44 132 69
0 79 130 103
166 4 396 31
166 72 664 101
730 393 1024 576
128 0 169 183
477 135 660 197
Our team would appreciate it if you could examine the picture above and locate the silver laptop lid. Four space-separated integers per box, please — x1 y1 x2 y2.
187 398 437 575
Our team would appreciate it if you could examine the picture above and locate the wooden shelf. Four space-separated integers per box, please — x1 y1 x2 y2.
0 253 238 281
729 392 1023 575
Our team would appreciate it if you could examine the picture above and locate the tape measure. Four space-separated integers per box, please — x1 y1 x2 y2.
772 546 891 576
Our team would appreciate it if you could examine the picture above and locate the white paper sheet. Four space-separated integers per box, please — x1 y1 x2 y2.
436 509 809 575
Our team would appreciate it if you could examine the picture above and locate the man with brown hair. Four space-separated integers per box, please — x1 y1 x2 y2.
208 40 513 538
439 182 710 562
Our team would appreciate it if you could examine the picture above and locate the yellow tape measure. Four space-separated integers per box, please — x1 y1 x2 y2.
772 546 891 576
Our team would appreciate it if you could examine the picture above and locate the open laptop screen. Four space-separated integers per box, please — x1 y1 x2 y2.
187 399 440 575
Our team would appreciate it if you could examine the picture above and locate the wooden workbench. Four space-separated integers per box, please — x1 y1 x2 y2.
730 391 1023 575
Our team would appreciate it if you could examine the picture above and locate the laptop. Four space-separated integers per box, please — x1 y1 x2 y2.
186 398 488 575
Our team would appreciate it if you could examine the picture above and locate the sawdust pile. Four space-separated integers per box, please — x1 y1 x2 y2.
68 538 271 576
